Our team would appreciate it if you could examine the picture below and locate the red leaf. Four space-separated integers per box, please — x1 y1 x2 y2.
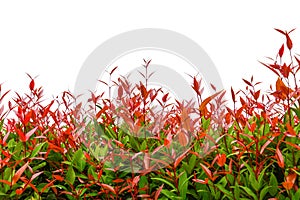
231 87 235 102
254 90 260 100
210 83 216 91
25 127 38 142
132 176 140 186
109 66 118 75
276 146 284 168
41 180 55 193
154 184 164 200
42 100 54 118
12 162 29 185
163 133 172 148
180 131 189 146
278 44 284 58
118 85 123 97
200 163 212 180
174 148 190 168
53 174 64 182
288 28 296 34
199 90 222 112
276 78 291 99
216 154 226 167
286 34 293 50
140 83 147 98
96 105 108 119
282 172 297 190
274 28 285 35
192 77 200 94
112 178 124 183
31 172 43 182
0 179 11 185
162 93 169 103
260 136 275 155
16 128 26 142
259 61 280 77
286 123 296 137
242 79 252 86
16 188 24 195
100 183 116 194
29 79 35 90
193 178 208 184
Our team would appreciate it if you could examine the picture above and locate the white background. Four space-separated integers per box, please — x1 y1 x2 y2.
0 1 299 105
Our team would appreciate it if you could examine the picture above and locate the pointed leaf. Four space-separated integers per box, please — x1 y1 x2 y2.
278 44 284 58
12 162 29 185
276 146 284 168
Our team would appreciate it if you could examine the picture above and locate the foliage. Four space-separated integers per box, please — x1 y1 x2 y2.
0 29 299 199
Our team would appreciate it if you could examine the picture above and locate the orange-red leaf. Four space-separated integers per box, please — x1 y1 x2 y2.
53 174 64 182
274 28 285 35
286 34 293 50
140 83 147 98
216 154 226 167
110 66 118 75
200 163 212 179
25 127 38 142
162 93 169 103
282 172 297 190
154 184 164 200
12 162 29 185
100 183 116 194
174 148 190 168
29 79 35 91
279 44 284 58
286 123 296 137
193 178 208 184
16 188 24 195
199 91 222 112
276 147 284 168
231 87 235 102
178 131 188 147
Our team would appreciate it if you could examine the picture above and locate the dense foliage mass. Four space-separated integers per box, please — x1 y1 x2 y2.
0 29 299 199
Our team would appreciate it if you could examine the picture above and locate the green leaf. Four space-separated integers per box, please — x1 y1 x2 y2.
234 182 241 199
139 175 148 190
72 149 86 172
259 186 272 200
160 189 178 199
88 166 97 180
244 163 260 191
140 140 147 151
66 167 75 185
291 107 300 120
258 164 269 188
269 173 278 196
226 174 235 185
62 161 72 166
294 188 300 199
215 183 233 199
240 186 258 200
202 117 211 130
151 177 176 190
7 138 16 149
32 161 47 171
188 154 197 171
178 171 188 199
30 142 46 158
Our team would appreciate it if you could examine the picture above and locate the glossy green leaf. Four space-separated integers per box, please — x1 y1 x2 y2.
178 171 188 198
30 142 46 158
66 167 75 185
72 148 86 172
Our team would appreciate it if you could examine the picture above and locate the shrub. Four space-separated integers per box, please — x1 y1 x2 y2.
0 28 299 199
